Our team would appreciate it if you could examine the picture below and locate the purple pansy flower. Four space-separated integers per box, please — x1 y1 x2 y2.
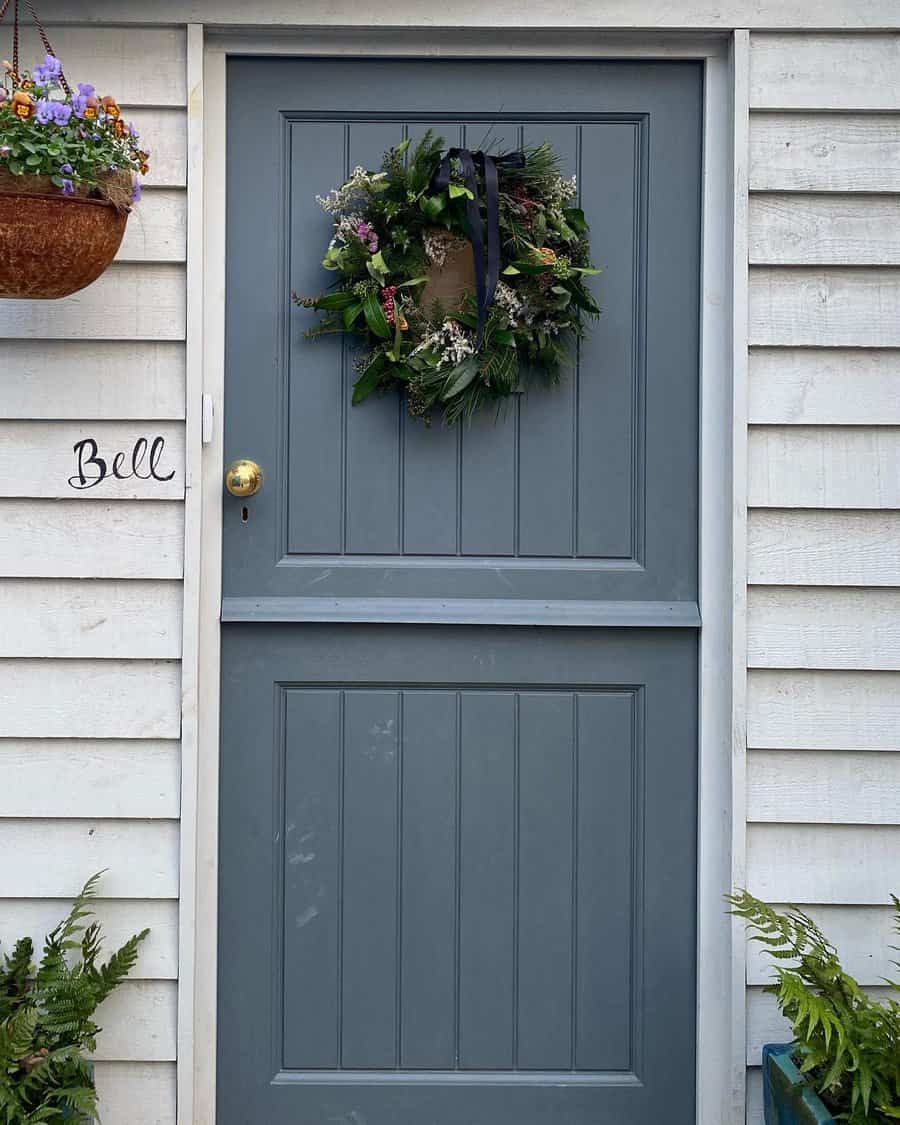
32 54 62 86
129 123 140 139
61 178 74 195
72 94 87 118
50 102 72 126
77 82 94 98
60 163 73 174
0 145 9 156
131 179 142 203
35 98 54 124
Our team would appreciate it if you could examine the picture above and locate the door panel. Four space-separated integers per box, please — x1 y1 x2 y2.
223 58 701 608
219 627 697 1124
220 55 702 1125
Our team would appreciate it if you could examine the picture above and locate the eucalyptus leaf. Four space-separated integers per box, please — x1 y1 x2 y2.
562 207 589 234
419 193 447 221
352 364 383 405
441 357 480 400
342 301 363 329
314 291 357 310
449 183 474 200
362 292 391 338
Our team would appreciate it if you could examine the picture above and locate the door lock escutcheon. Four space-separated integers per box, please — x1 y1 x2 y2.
225 459 264 498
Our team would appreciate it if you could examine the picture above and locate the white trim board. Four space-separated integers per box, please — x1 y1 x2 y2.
190 30 742 1125
28 4 900 29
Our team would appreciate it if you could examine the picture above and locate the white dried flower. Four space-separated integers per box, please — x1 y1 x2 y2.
414 318 475 367
493 281 524 322
316 166 386 215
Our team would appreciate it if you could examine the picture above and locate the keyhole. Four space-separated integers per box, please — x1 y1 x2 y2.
241 505 249 523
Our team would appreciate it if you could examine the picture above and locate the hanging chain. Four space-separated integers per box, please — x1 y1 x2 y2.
0 0 71 94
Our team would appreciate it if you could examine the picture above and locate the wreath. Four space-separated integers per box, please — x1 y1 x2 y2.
293 131 600 425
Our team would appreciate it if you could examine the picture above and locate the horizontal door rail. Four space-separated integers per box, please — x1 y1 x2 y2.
221 596 701 628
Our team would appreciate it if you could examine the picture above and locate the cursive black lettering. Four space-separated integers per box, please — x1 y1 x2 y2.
149 436 175 482
68 435 176 491
68 438 107 490
131 437 149 478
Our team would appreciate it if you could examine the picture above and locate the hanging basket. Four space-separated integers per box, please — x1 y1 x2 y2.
0 0 147 299
0 183 127 299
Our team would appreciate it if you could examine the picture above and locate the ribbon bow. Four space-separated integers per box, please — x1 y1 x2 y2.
430 147 526 346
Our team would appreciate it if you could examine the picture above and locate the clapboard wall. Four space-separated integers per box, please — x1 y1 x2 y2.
744 31 900 1124
0 26 186 1125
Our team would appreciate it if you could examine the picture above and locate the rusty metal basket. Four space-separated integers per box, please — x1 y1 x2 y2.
0 188 127 299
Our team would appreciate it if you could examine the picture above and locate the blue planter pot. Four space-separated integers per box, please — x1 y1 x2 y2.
763 1044 836 1125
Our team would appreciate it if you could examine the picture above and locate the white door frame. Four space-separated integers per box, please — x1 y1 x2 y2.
182 27 748 1125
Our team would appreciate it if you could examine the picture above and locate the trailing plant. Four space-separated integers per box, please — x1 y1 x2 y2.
293 129 600 425
729 890 900 1123
0 51 149 205
0 873 149 1123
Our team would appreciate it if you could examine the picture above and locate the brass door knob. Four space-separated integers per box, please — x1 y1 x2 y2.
225 459 263 498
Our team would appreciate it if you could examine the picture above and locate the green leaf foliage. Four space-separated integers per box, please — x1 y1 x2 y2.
728 890 900 1123
0 872 150 1124
362 292 391 339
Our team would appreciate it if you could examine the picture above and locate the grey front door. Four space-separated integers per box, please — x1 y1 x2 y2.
219 57 701 1125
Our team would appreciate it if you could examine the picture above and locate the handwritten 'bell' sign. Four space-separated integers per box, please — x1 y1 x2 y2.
69 436 175 491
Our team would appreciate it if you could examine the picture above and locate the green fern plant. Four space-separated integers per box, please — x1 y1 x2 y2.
0 873 149 1124
729 890 900 1123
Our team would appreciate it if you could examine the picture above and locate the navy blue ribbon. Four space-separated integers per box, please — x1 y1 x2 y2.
431 147 525 346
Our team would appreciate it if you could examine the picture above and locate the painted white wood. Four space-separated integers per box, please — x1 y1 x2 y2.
195 42 228 1125
0 899 178 979
747 986 893 1062
42 26 187 106
749 195 900 266
748 669 900 751
95 1062 176 1125
0 580 182 658
0 500 184 579
750 33 900 110
0 820 179 898
694 39 747 1125
750 114 900 192
126 108 186 188
0 421 184 500
196 33 742 1125
747 1069 763 1125
119 189 188 263
746 904 897 984
0 659 181 738
29 1 900 29
748 749 900 823
747 587 900 670
748 824 900 903
94 981 177 1062
178 26 205 1125
0 739 180 818
748 510 900 587
748 426 900 508
0 264 186 341
749 348 900 425
0 340 186 420
750 268 900 348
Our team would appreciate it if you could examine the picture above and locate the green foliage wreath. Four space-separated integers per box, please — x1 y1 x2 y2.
293 131 600 425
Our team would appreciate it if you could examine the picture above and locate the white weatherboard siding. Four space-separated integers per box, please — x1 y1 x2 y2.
744 30 900 1124
0 27 185 1125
